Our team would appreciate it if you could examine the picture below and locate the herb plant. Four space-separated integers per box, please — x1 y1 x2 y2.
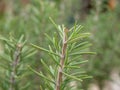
30 18 95 90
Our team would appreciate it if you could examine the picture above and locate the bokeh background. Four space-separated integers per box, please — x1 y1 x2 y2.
0 0 120 90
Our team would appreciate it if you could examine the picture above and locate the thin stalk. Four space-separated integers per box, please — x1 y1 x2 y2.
9 44 22 90
55 28 68 90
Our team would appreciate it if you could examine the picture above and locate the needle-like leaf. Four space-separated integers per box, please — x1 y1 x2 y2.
62 72 83 82
30 44 60 57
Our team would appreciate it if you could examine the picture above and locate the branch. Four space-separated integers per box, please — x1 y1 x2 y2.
55 28 68 90
9 44 22 90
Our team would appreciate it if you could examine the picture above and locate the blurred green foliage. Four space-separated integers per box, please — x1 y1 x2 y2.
82 7 120 90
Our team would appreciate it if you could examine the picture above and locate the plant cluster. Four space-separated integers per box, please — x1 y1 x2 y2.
0 19 94 90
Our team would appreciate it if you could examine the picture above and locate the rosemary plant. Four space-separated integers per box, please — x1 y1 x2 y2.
30 18 95 90
0 35 36 90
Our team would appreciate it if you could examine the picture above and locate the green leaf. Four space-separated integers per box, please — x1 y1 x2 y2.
30 44 60 57
65 66 81 69
70 52 96 56
49 66 55 77
0 36 10 42
49 17 63 37
20 82 31 90
41 59 54 77
70 60 88 66
18 35 24 43
28 66 55 84
58 25 63 36
71 71 86 76
67 55 81 65
44 33 53 43
68 25 83 41
0 37 15 49
73 41 90 50
79 75 93 79
49 54 60 66
62 72 83 82
49 17 58 30
0 54 11 62
68 42 76 52
68 33 91 43
23 50 37 59
75 25 83 34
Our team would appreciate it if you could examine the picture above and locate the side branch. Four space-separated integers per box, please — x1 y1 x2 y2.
9 44 22 90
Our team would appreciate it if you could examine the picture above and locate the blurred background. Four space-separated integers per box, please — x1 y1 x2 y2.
0 0 120 90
